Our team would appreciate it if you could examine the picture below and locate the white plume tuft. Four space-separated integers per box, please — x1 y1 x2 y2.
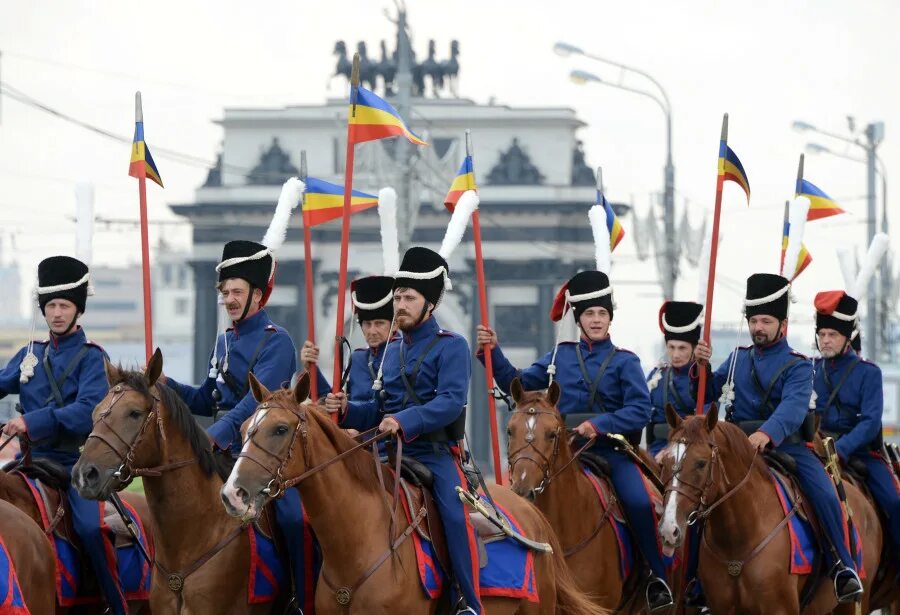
836 247 858 290
852 233 890 298
588 204 611 274
262 177 304 250
782 196 810 281
439 190 478 259
74 183 94 266
377 187 400 275
696 230 722 307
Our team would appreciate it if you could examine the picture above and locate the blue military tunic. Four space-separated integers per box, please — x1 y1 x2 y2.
0 327 107 467
341 317 482 611
313 342 385 403
484 336 671 582
0 327 131 614
647 363 696 455
814 349 900 550
707 336 857 570
166 309 296 452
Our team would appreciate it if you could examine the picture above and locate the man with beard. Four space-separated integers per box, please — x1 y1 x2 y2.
324 247 480 615
812 290 899 554
695 273 863 604
300 275 394 402
0 256 129 614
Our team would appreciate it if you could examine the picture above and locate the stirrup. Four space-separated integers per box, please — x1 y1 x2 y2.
833 566 863 604
456 609 477 615
646 576 675 613
683 578 707 608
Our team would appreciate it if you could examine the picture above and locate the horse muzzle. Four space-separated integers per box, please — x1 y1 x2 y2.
72 460 117 500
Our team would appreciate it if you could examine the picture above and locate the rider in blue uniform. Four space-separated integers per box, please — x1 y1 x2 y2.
301 275 394 403
813 290 900 555
695 273 863 604
646 301 703 458
325 247 481 614
477 269 674 613
160 239 311 612
0 256 129 614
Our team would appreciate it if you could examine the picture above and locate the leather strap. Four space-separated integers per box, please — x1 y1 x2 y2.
575 344 617 413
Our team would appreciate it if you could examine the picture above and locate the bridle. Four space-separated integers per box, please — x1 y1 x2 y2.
86 383 196 489
506 405 596 497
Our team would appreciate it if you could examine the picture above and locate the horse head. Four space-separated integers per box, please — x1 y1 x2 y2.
220 372 316 521
74 349 167 500
657 406 727 554
506 378 568 501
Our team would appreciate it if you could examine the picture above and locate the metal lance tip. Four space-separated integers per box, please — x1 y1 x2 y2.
134 91 143 122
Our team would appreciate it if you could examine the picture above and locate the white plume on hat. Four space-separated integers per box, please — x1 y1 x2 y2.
262 177 304 251
439 190 478 260
852 233 890 298
377 187 400 275
696 230 723 308
782 196 810 281
588 204 611 274
75 183 94 267
836 246 858 290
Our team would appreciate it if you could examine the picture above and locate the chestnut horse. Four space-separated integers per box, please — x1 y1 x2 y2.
657 408 880 615
0 497 57 614
221 372 606 615
72 350 286 614
505 379 679 613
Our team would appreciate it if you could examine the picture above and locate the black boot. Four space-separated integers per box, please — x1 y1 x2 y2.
683 577 707 608
646 576 675 612
833 565 863 603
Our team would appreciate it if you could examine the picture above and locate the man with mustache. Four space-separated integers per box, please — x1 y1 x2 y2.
160 239 314 611
812 290 899 555
0 256 129 614
324 247 480 614
695 273 863 604
300 275 394 402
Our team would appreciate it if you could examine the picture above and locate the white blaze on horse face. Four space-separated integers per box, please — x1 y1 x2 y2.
224 408 271 511
525 416 536 442
660 442 686 541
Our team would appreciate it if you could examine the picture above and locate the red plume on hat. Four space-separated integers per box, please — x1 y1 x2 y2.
814 290 846 315
549 282 570 322
657 301 669 334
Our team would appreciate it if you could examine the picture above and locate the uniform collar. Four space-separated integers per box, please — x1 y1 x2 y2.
828 347 859 368
368 341 387 357
752 335 788 357
579 335 613 353
49 326 86 350
229 308 269 337
402 316 440 344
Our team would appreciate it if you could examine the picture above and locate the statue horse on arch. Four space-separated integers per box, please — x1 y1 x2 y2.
657 407 881 614
73 350 290 614
222 372 606 614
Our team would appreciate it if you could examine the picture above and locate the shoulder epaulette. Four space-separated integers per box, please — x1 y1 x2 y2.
84 340 105 351
435 329 459 338
557 341 577 346
615 346 636 355
789 350 809 359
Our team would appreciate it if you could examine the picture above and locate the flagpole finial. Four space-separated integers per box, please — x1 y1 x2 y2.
720 113 729 141
135 91 143 123
595 166 604 193
351 53 361 88
796 153 805 183
465 129 472 158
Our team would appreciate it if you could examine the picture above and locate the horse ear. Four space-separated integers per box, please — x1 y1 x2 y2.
547 380 561 407
104 358 121 387
248 372 271 403
705 404 719 431
510 378 524 404
664 404 683 429
144 348 163 387
293 371 311 405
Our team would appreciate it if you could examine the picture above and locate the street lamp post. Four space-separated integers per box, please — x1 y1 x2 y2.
794 119 886 359
566 53 676 300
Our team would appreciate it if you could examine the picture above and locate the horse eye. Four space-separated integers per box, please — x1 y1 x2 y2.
506 426 513 436
547 431 558 440
274 424 289 436
129 409 143 420
695 460 708 469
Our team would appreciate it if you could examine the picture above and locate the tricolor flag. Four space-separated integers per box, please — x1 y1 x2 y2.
444 156 477 213
600 191 625 252
718 141 750 203
303 177 378 227
796 179 845 221
128 121 163 188
348 86 427 146
781 220 813 281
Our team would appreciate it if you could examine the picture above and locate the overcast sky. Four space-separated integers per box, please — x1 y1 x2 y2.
1 0 898 353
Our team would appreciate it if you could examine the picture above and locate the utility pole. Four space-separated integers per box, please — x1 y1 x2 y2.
663 119 676 300
864 122 884 359
393 7 415 254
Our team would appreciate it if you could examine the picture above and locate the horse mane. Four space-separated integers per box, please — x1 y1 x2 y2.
675 416 766 474
110 367 232 481
267 389 377 487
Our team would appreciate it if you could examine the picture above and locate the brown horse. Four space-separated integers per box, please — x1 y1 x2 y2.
505 379 680 613
0 497 56 613
657 408 881 615
72 350 285 614
221 371 606 615
0 458 154 614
